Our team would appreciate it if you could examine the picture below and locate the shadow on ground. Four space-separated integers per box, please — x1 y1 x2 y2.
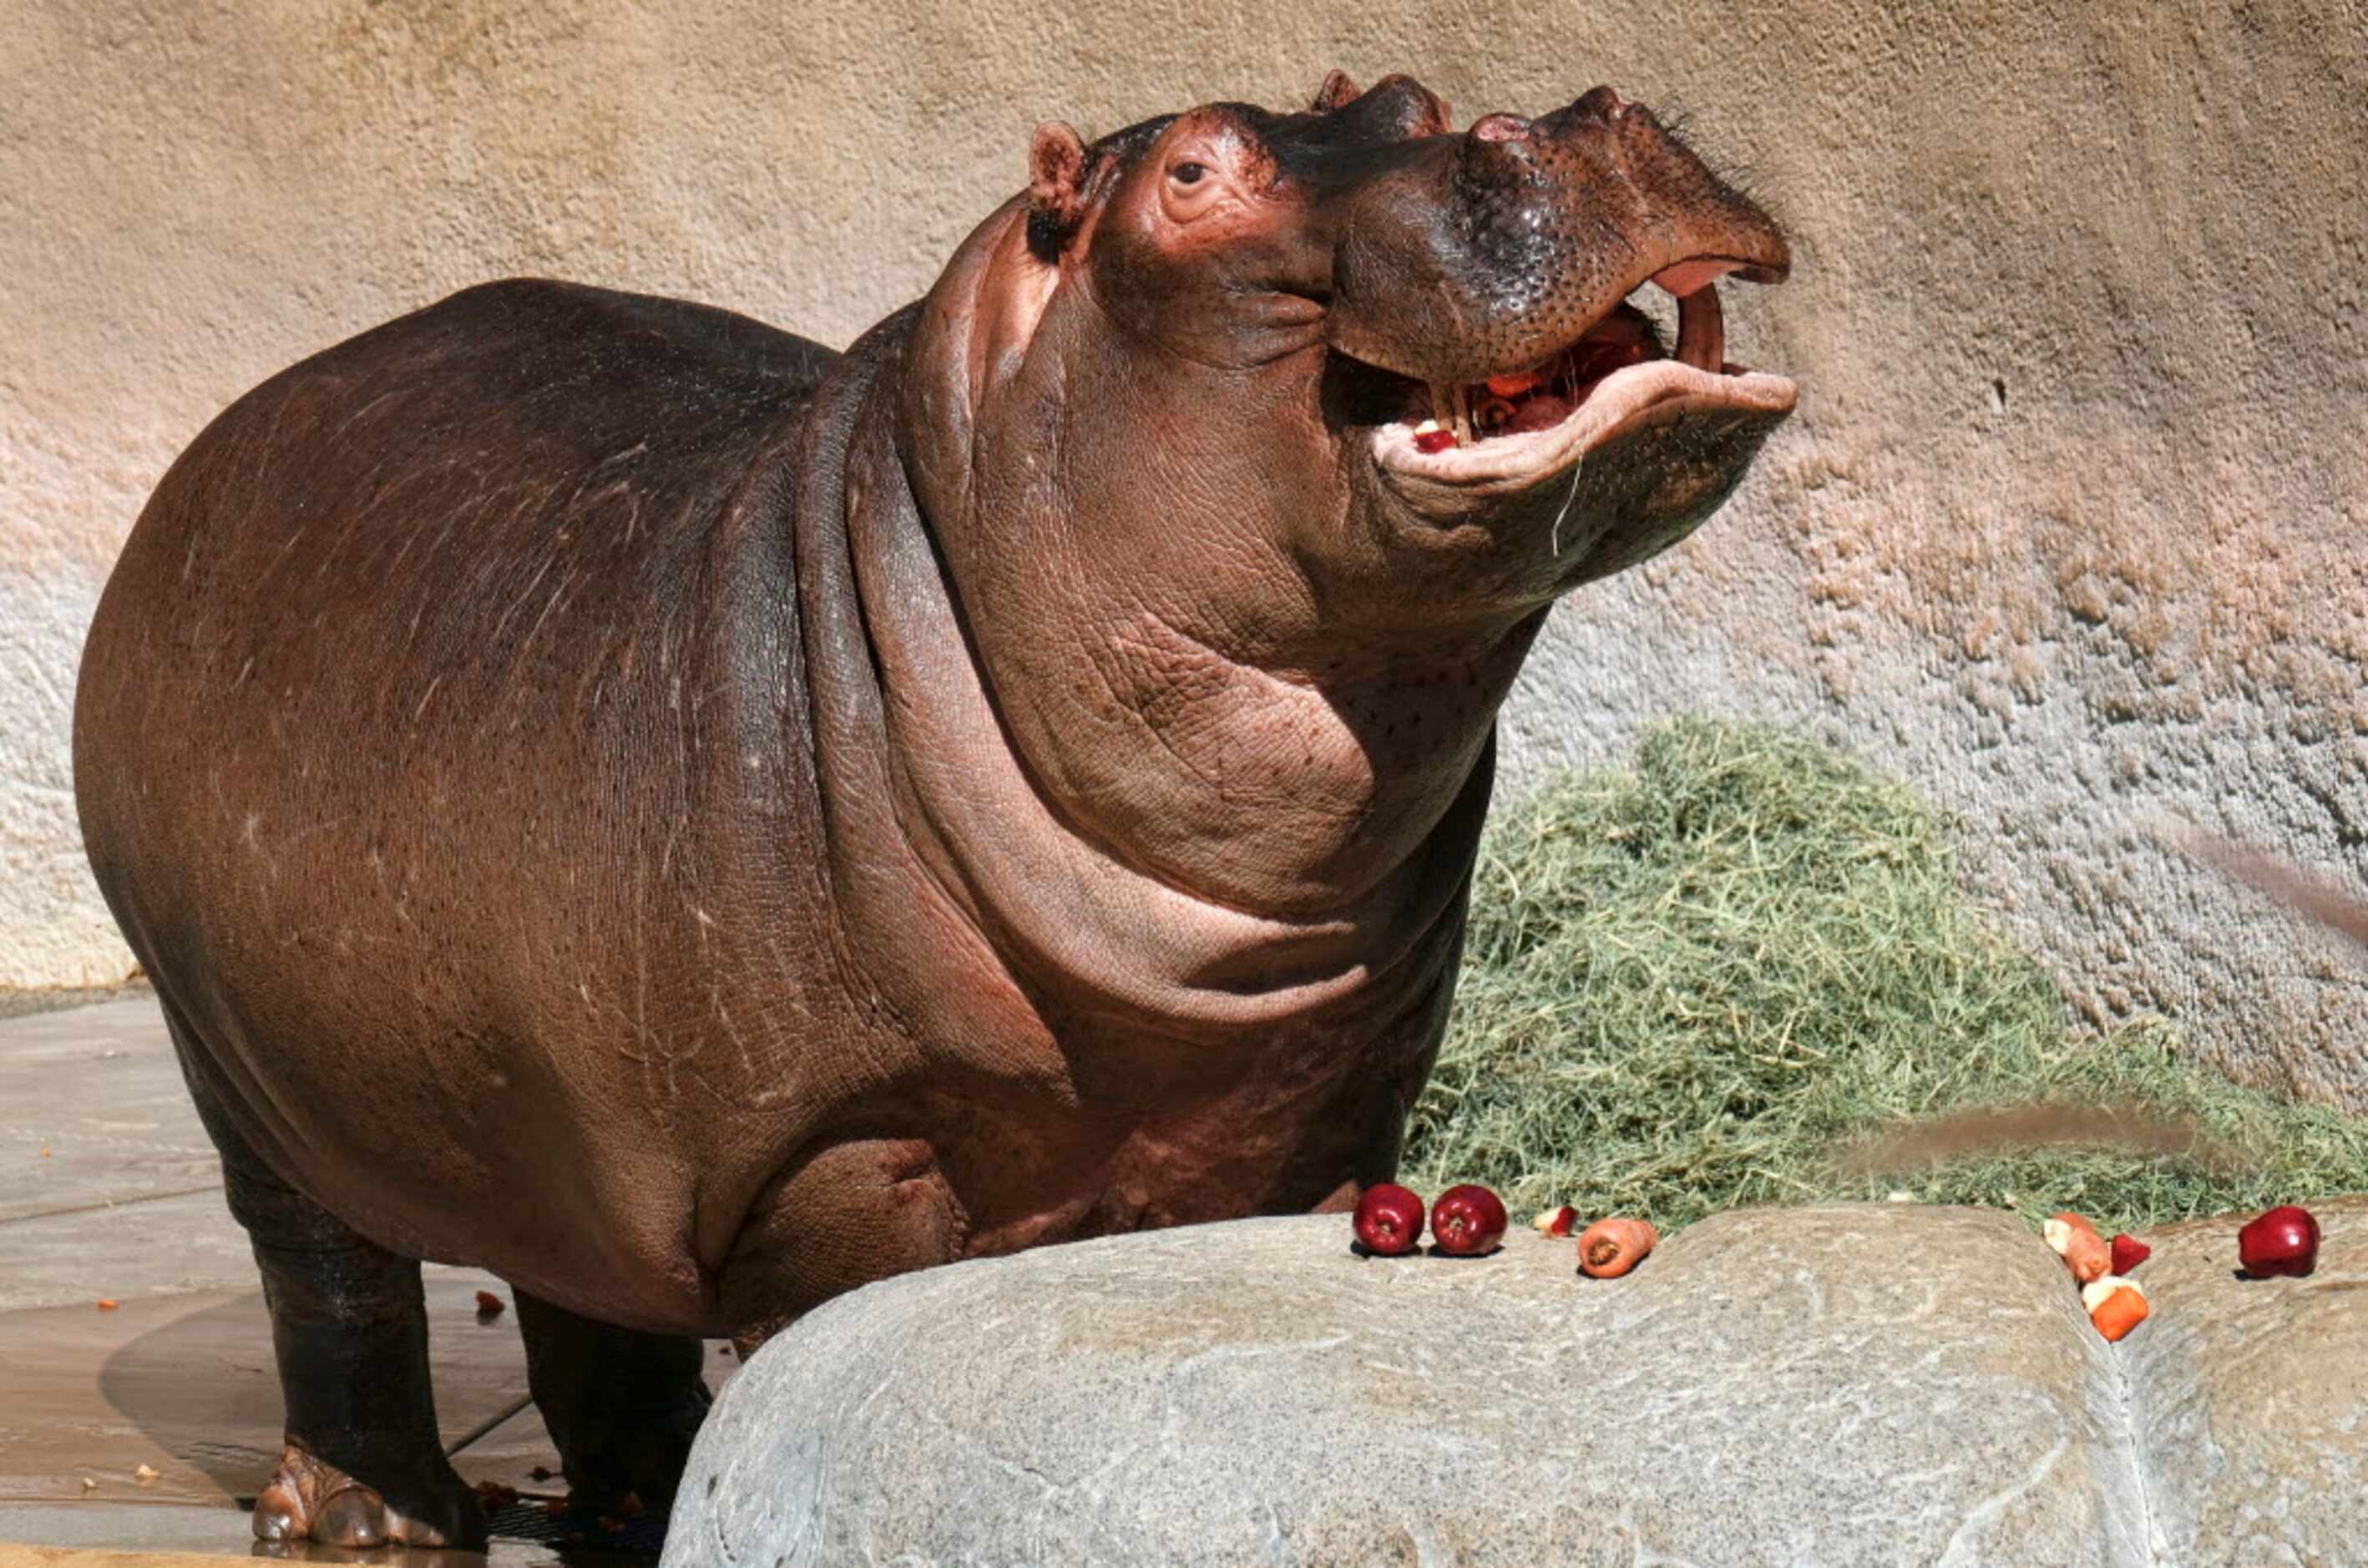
94 1294 282 1505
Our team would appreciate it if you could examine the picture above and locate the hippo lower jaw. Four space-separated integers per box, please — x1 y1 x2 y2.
1370 355 1796 498
1362 258 1793 508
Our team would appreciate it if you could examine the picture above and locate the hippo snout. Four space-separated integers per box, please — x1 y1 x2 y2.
1332 81 1789 395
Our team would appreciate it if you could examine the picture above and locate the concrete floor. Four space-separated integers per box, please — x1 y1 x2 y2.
0 996 725 1565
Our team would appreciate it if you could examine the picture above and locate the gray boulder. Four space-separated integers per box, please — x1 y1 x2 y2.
666 1200 2365 1566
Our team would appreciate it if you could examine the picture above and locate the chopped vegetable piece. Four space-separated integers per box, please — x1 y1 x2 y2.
2081 1276 2149 1342
2042 1212 2110 1285
1577 1216 1657 1279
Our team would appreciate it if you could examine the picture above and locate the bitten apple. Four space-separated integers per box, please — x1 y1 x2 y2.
1531 1204 1578 1238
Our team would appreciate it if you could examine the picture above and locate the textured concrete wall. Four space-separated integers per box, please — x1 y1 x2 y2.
6 4 2364 1097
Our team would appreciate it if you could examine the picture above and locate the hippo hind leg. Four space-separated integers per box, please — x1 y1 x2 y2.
513 1290 711 1510
170 1012 485 1549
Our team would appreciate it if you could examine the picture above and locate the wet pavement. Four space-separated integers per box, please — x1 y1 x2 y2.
0 997 726 1565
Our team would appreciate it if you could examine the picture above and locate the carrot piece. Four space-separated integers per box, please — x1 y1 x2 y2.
95 1298 119 1312
1576 1216 1658 1278
2081 1277 2149 1342
2042 1211 2111 1285
1485 371 1543 397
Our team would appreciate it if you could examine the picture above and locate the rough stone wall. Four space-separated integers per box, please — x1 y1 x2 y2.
5 4 2363 1096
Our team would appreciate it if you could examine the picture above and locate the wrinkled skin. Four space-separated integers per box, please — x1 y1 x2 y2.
74 73 1793 1548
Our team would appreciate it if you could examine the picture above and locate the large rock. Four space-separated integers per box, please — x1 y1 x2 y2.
665 1200 2368 1565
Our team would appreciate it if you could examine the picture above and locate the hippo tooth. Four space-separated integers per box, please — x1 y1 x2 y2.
1674 283 1726 374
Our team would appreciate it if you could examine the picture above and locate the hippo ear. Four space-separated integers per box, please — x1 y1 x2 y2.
1027 121 1089 260
1314 70 1361 111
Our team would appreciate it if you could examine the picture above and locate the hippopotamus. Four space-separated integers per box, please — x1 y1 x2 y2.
73 72 1792 1548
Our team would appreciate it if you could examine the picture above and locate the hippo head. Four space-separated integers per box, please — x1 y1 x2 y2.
896 73 1794 910
908 70 1790 599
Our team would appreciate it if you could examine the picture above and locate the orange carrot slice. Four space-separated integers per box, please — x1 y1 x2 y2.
2081 1277 2149 1342
2042 1211 2111 1285
1577 1216 1658 1278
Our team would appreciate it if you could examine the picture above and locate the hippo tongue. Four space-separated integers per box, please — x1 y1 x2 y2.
1405 275 1726 447
1502 392 1574 435
1450 303 1664 442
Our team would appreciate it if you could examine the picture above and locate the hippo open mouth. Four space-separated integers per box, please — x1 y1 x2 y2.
1275 81 1797 514
1360 264 1794 495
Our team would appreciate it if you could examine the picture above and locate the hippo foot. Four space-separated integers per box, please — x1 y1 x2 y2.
549 1382 711 1513
251 1439 487 1550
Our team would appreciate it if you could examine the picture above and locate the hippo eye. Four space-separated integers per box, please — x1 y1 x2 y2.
1170 162 1208 185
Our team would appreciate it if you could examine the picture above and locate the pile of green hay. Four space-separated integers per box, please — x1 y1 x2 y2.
1400 717 2368 1235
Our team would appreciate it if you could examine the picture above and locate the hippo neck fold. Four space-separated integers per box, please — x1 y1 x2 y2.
921 210 1549 927
789 301 1496 1047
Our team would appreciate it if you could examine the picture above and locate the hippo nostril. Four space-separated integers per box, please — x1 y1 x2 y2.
1570 85 1631 125
1470 113 1531 144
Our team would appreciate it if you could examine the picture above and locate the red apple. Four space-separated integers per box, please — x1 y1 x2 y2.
2238 1205 2320 1278
1429 1184 1508 1257
2109 1234 2151 1275
1352 1183 1426 1256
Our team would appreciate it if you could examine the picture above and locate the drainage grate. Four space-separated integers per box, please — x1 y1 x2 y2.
483 1497 667 1555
